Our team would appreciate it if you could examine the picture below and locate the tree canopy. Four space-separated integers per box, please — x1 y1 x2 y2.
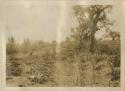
71 5 113 53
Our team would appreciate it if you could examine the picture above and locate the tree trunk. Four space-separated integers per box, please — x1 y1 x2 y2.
89 23 96 53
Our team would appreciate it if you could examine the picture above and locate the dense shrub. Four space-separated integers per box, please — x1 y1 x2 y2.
97 40 120 55
6 37 19 55
6 56 22 76
73 53 113 86
25 55 55 85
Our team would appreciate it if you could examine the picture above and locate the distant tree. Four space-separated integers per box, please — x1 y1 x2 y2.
72 5 113 53
51 40 57 50
107 31 120 41
51 40 57 59
60 37 75 60
6 37 19 54
22 39 32 54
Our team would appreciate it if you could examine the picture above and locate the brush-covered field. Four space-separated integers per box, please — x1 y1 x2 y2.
6 39 120 87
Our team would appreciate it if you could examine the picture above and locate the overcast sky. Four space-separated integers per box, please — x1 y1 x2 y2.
6 1 121 43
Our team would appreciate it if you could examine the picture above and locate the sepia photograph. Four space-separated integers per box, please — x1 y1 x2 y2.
6 2 121 87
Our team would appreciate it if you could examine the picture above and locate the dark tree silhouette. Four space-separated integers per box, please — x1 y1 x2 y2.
72 5 113 53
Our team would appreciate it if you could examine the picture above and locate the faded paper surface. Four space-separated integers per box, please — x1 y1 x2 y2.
0 0 125 91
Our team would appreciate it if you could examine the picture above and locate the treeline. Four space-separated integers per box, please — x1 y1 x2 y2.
6 38 56 56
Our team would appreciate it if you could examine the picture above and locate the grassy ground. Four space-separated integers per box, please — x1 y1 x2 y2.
6 54 120 87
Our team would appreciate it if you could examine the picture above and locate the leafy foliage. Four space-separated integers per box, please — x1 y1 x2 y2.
72 5 113 52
